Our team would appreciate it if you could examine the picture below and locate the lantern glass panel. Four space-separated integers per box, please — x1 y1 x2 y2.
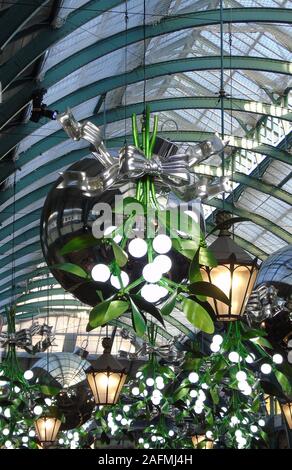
35 416 61 443
87 370 127 405
281 402 292 429
192 435 213 449
201 264 257 320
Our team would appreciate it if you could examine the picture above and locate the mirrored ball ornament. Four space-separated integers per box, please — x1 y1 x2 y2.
41 158 204 307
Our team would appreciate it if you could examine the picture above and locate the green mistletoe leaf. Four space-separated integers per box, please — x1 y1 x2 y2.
183 298 215 334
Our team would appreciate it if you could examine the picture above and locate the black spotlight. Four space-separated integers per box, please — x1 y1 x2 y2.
30 88 58 122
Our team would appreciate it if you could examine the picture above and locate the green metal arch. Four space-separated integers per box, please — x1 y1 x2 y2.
0 0 51 50
1 7 292 128
1 55 292 161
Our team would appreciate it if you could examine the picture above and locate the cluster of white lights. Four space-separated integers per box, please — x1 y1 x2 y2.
151 389 163 406
235 370 252 396
91 235 172 299
210 334 223 353
194 389 206 414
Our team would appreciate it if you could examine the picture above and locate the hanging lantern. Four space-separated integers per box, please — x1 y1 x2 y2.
264 395 281 416
201 211 258 321
192 434 213 449
280 401 292 429
35 415 61 445
86 337 127 405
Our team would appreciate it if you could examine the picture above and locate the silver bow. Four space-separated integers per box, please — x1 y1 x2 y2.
0 323 55 354
244 284 280 325
57 109 232 201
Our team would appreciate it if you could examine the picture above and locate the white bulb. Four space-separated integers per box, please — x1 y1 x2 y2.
242 385 252 396
238 381 248 391
236 371 247 382
156 381 165 390
250 425 258 433
201 383 209 390
3 428 9 436
91 264 110 282
144 443 150 449
272 354 283 365
151 396 161 405
168 430 174 437
258 419 265 427
14 386 20 393
152 389 162 399
261 363 272 375
142 263 162 283
22 436 29 443
24 370 34 380
4 408 11 418
188 372 199 383
246 354 255 364
116 414 122 421
158 286 168 298
136 372 143 378
231 416 240 425
213 334 223 345
229 351 240 363
153 235 172 254
110 271 129 289
190 390 197 398
138 438 144 444
235 430 242 438
44 398 52 406
143 390 148 397
128 238 148 258
121 418 128 426
33 405 43 416
146 378 155 387
132 387 139 396
5 440 12 448
153 255 172 273
194 406 203 414
210 343 220 353
206 431 213 439
29 430 35 437
123 405 130 412
141 284 162 303
151 436 157 442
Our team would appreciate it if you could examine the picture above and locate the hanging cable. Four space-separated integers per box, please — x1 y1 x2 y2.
124 0 129 145
219 0 226 212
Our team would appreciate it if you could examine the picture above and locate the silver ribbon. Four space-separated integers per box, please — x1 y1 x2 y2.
244 284 279 325
57 109 232 201
0 323 55 354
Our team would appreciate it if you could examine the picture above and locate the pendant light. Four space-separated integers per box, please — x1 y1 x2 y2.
86 337 128 405
192 434 213 449
35 415 61 446
201 211 258 321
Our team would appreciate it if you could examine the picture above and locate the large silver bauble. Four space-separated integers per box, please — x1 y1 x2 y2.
255 244 292 298
41 157 203 307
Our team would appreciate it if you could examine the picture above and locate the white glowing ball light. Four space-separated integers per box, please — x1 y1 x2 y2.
110 271 129 289
142 263 162 283
141 284 163 303
272 354 283 365
210 343 220 353
188 372 199 383
153 255 172 273
213 335 223 345
260 363 272 375
91 264 110 282
228 351 240 363
33 405 43 416
236 371 247 382
128 238 148 258
104 225 122 244
24 370 34 380
146 378 155 387
153 235 172 254
132 387 140 396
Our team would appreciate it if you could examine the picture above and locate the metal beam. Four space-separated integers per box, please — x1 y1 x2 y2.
0 0 124 90
206 199 292 244
0 0 51 50
1 55 291 160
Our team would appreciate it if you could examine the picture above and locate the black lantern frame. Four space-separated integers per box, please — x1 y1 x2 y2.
86 337 128 405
